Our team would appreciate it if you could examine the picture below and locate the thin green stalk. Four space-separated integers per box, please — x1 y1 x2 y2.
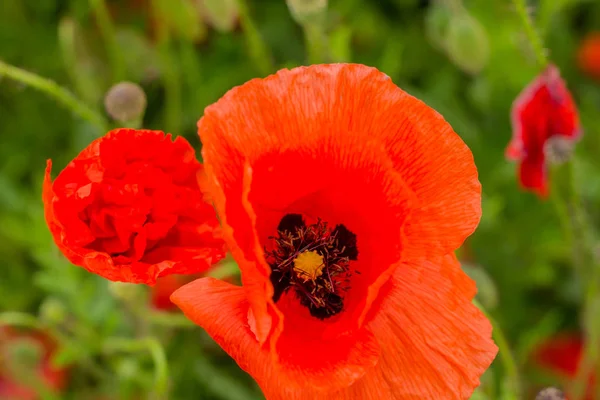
90 0 125 81
562 161 600 400
0 311 45 330
236 0 273 75
207 258 240 280
103 337 169 398
0 60 107 130
148 311 196 328
304 23 327 64
473 300 521 398
511 0 548 68
150 1 182 134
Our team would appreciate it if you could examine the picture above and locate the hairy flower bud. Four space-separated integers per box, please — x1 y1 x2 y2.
544 135 575 165
536 387 565 400
104 81 147 123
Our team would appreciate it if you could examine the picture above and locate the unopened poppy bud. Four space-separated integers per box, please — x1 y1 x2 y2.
544 135 574 165
104 81 147 123
200 0 239 33
446 12 489 74
425 3 451 50
536 387 565 400
39 297 67 325
286 0 327 26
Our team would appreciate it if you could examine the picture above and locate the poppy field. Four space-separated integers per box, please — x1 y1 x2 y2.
1 1 600 399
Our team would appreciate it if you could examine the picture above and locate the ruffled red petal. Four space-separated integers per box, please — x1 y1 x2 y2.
43 129 226 284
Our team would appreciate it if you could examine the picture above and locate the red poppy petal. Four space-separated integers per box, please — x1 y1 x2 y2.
534 333 583 377
44 160 87 266
519 157 548 198
44 130 226 284
350 253 497 399
173 278 381 392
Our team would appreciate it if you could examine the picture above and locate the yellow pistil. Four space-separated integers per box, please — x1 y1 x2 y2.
293 250 324 282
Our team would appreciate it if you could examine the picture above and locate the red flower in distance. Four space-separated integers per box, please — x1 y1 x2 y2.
577 32 600 81
172 64 497 399
0 328 68 400
534 333 596 400
506 64 581 198
44 128 226 284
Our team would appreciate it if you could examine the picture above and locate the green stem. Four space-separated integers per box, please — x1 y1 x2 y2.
0 311 45 330
511 0 548 68
150 1 182 134
552 160 600 400
473 300 521 398
304 23 327 64
0 60 107 130
148 311 196 328
236 0 273 75
103 337 169 398
90 0 125 81
207 258 240 280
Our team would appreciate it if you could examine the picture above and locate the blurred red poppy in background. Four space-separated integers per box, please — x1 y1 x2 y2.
577 32 600 81
173 64 497 399
0 328 68 400
506 64 581 198
44 128 226 284
534 333 596 400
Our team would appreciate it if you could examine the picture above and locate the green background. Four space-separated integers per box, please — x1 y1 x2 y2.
1 0 600 399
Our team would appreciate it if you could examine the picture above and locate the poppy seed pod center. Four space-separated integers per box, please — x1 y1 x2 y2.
266 213 358 320
293 251 324 281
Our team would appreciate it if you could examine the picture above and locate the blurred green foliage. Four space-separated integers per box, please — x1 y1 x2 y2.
1 0 600 399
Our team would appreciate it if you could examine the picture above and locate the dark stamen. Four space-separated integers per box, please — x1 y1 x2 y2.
266 214 359 319
277 213 306 233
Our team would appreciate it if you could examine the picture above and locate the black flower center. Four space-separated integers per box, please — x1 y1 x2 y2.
265 213 359 319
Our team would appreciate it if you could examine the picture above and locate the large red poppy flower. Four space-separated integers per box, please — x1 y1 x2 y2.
506 64 581 198
44 128 226 284
172 64 498 399
577 32 600 81
0 328 68 400
534 333 596 400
